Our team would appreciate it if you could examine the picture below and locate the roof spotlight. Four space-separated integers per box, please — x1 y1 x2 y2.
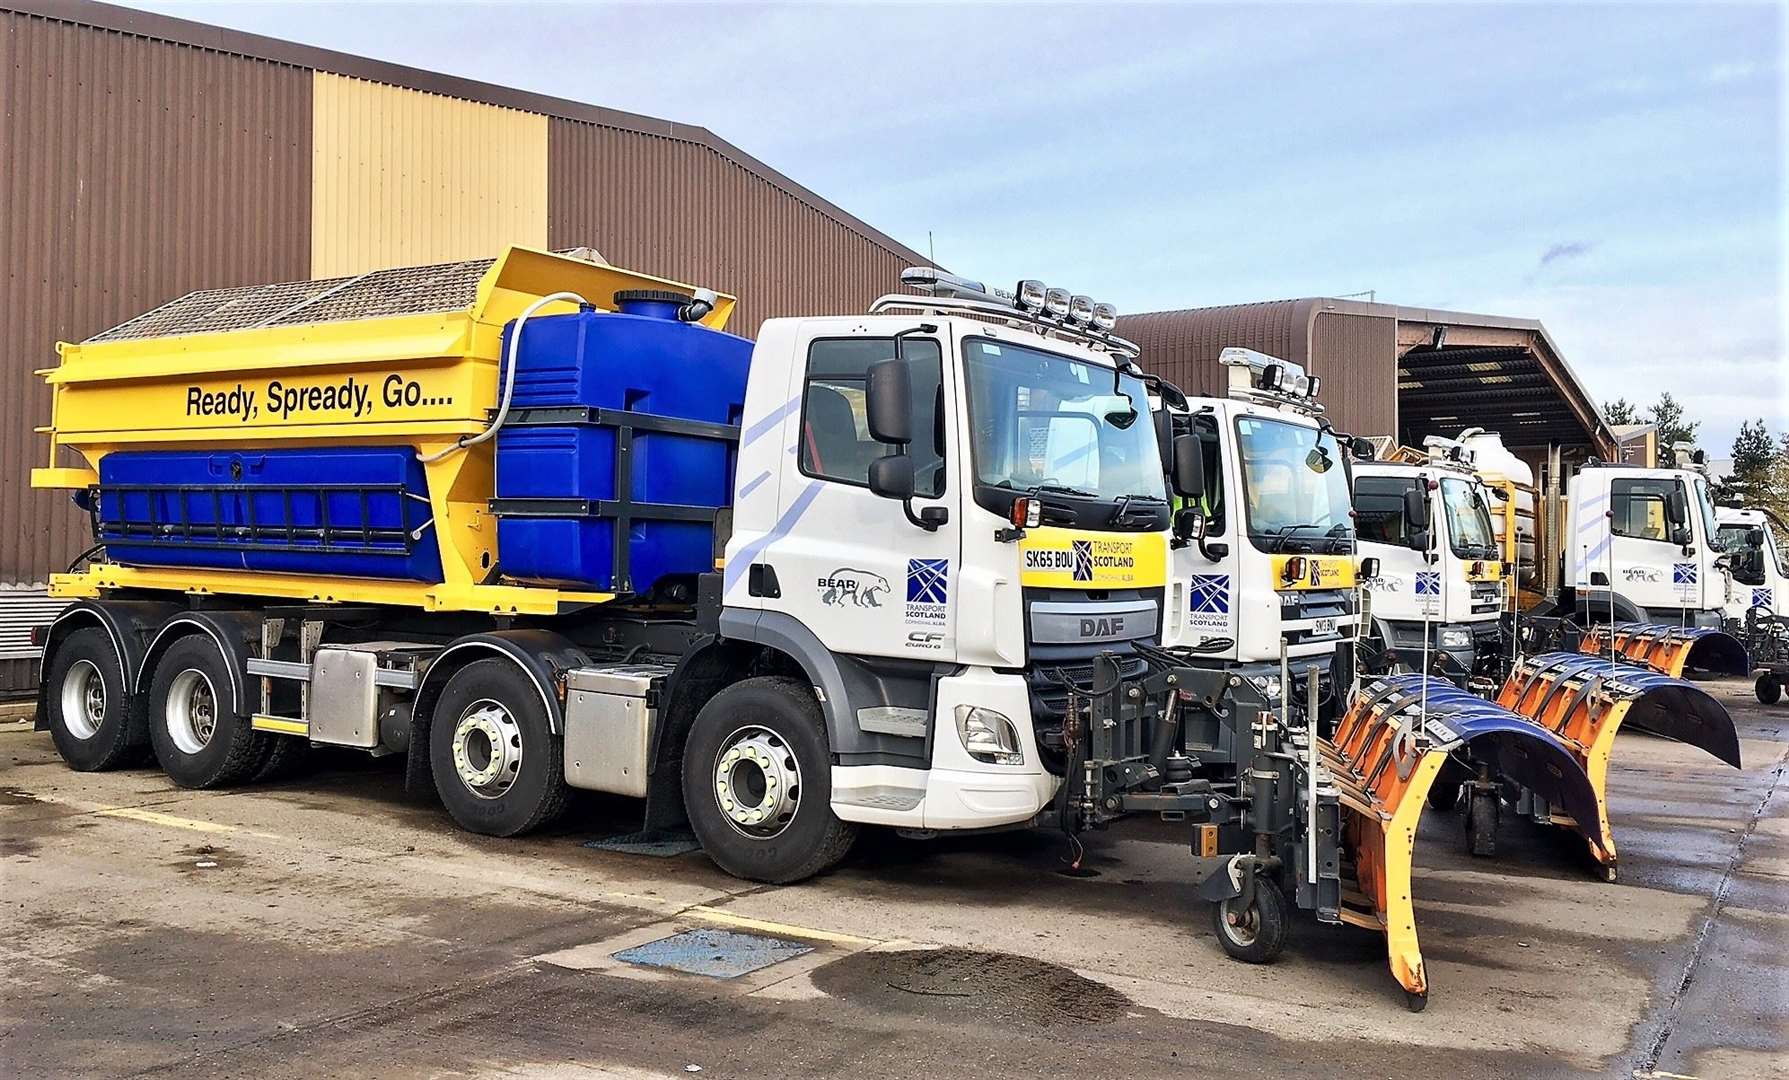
1068 294 1094 325
1016 279 1047 311
1091 302 1118 331
1044 288 1071 317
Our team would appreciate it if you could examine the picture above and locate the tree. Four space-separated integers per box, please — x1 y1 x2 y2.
1647 392 1699 449
1714 419 1779 507
1603 398 1640 425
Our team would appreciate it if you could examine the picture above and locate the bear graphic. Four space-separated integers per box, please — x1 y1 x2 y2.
820 569 890 608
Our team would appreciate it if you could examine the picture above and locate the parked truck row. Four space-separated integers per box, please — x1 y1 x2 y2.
29 246 1753 1011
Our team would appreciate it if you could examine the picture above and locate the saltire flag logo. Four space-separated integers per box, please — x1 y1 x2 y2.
1072 540 1094 582
1673 562 1698 585
1756 587 1775 609
1190 574 1230 614
1415 571 1441 597
906 558 949 604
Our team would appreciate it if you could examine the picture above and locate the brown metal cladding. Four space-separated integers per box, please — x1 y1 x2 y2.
1121 299 1313 403
1308 311 1397 437
549 119 920 336
1 10 313 592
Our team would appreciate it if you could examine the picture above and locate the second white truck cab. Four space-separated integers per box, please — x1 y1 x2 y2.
1352 437 1504 681
1158 349 1361 705
1715 506 1788 623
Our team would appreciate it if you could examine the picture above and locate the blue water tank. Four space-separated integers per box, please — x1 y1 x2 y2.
97 447 442 580
494 293 752 594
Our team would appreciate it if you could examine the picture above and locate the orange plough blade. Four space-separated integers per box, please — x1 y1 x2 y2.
1332 675 1601 1005
1578 622 1749 679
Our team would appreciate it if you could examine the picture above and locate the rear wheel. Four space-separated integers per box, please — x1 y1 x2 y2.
1757 674 1782 706
682 676 857 883
45 628 140 771
148 636 267 788
1211 880 1288 964
429 659 567 837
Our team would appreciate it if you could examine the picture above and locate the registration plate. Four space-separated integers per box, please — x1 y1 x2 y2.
1313 617 1338 636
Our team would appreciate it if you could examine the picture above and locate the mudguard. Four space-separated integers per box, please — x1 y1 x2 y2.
1328 675 1601 1003
1578 622 1750 678
1496 651 1742 876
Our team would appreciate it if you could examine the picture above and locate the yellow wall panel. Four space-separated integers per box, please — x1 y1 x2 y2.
311 73 547 278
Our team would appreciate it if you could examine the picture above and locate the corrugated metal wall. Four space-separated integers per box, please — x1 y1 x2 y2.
0 10 312 689
1121 301 1310 402
548 121 915 336
1308 310 1397 437
311 73 548 277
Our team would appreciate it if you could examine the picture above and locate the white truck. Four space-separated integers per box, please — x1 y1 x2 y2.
1715 506 1788 704
1351 437 1504 685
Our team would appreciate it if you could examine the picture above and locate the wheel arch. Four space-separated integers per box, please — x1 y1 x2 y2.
135 610 264 717
1575 589 1648 626
412 630 591 740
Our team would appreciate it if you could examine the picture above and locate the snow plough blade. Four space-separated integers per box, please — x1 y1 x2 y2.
1330 675 1601 1006
1496 650 1742 878
1578 622 1750 679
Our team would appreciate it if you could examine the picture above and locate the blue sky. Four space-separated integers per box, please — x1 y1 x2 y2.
129 1 1785 450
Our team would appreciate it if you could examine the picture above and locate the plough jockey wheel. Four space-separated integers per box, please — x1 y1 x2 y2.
1210 879 1288 965
1758 674 1782 706
1465 783 1498 858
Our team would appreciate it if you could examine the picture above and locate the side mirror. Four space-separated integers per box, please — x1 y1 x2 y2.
1173 506 1206 544
1350 436 1376 461
1360 556 1381 579
867 454 915 501
1153 409 1174 469
1665 488 1688 526
865 358 912 445
1171 434 1205 499
1671 525 1693 547
1402 485 1431 533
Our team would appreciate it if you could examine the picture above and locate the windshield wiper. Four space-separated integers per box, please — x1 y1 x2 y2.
1034 483 1098 498
1265 523 1325 553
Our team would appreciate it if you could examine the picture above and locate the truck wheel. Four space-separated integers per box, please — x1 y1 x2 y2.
681 676 858 884
1466 786 1498 857
251 734 312 782
45 627 141 771
1211 881 1288 964
429 659 567 837
1756 675 1782 706
148 636 267 788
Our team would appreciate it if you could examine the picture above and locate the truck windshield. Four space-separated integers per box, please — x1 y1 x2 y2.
1440 478 1497 559
1235 416 1352 552
963 338 1165 506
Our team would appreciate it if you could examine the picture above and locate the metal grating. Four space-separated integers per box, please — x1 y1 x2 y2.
86 258 495 343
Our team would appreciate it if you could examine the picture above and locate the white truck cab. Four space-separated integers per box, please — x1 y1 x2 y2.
1716 506 1788 623
1353 437 1504 680
723 270 1173 835
1559 445 1730 628
1158 349 1360 705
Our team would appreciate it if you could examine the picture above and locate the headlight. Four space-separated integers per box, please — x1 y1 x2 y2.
955 705 1024 765
1439 627 1472 649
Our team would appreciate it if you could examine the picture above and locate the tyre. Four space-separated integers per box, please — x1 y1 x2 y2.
44 627 141 771
148 635 268 788
681 676 858 884
251 734 313 782
429 658 567 837
1466 786 1498 857
1210 880 1288 964
1757 674 1782 706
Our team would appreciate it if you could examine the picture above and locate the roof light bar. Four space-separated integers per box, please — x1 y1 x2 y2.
876 268 1134 357
1219 347 1323 410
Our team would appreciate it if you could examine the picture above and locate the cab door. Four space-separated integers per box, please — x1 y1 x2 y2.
1604 477 1692 611
756 326 962 661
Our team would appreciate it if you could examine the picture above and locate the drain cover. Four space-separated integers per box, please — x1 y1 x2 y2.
613 929 813 978
810 947 1130 1025
585 830 701 858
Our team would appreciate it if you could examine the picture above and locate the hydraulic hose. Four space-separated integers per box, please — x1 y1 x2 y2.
418 290 589 464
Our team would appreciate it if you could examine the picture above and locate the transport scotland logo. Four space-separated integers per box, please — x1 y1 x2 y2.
1190 574 1230 614
1756 587 1775 609
1673 562 1698 585
1415 571 1441 597
1072 540 1094 582
907 558 949 604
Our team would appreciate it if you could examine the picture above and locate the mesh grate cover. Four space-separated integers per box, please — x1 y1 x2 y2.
87 257 497 343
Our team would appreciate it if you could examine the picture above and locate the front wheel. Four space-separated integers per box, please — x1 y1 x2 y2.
1757 674 1782 706
1210 881 1288 964
681 676 857 884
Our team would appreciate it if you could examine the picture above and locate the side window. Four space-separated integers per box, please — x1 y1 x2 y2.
1611 478 1675 541
1177 412 1226 533
1355 476 1416 545
799 338 945 496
